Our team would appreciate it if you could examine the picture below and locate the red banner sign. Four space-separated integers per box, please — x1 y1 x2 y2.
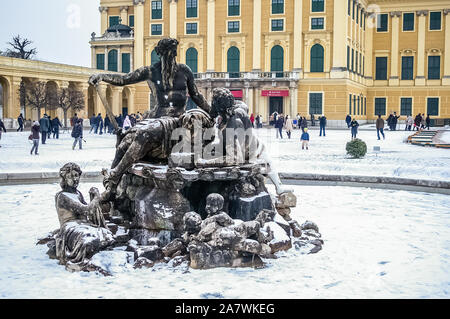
261 90 289 97
230 90 243 98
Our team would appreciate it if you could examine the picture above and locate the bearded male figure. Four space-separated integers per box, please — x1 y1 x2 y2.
89 38 210 195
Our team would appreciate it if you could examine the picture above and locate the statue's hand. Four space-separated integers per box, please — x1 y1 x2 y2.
88 74 102 86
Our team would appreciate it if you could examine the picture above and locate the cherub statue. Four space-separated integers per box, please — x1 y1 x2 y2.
205 193 226 218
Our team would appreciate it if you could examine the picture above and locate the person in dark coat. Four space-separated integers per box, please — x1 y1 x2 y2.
392 112 400 131
386 114 393 131
96 113 104 135
47 115 53 139
350 118 359 140
51 116 63 139
70 113 78 128
275 114 284 139
17 113 24 132
255 115 261 129
30 121 40 155
71 118 83 150
414 113 422 131
319 115 327 137
0 118 6 148
345 114 351 128
310 113 315 127
39 114 50 144
425 115 431 130
376 114 385 140
300 116 308 133
89 114 96 133
104 116 112 134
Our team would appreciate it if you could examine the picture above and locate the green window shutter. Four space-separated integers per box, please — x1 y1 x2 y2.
152 1 162 19
351 48 354 72
227 46 240 78
122 53 130 73
400 98 412 116
272 0 284 14
352 0 355 19
312 0 324 12
108 50 118 72
427 98 439 116
348 0 351 16
377 14 388 32
271 19 284 31
271 45 284 77
151 24 162 35
353 95 356 115
151 50 160 66
187 0 198 18
358 96 360 115
186 23 197 34
349 94 352 115
228 21 240 33
428 56 440 79
401 56 414 80
96 54 105 70
311 18 324 29
186 48 198 74
363 56 365 76
375 57 388 80
129 15 135 27
355 51 359 74
309 93 323 115
364 97 367 115
347 46 350 70
228 0 240 16
403 13 414 31
109 16 119 27
310 44 324 73
374 98 386 116
430 12 441 30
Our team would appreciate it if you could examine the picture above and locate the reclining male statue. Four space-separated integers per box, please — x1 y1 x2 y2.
88 38 210 196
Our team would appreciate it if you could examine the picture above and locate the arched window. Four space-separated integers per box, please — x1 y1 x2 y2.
186 47 198 75
108 49 118 72
310 44 324 72
151 49 160 66
227 46 240 78
271 45 284 78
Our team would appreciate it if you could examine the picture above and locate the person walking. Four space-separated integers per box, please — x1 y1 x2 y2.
376 115 385 140
51 116 63 139
319 115 327 137
284 115 293 139
123 115 132 130
255 115 261 129
300 116 308 133
275 114 284 139
104 115 112 134
425 115 431 130
250 113 255 128
414 113 422 131
47 115 53 139
392 112 400 131
350 118 359 140
405 115 413 131
300 128 310 150
96 113 104 135
30 121 40 155
296 113 301 129
345 114 351 128
420 114 426 129
17 113 24 132
0 118 6 148
386 113 393 131
71 118 83 150
310 113 316 127
39 114 50 144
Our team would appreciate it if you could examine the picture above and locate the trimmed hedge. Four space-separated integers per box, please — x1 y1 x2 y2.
346 138 367 158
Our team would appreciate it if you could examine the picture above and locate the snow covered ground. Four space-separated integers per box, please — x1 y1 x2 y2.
0 183 448 299
0 127 449 181
441 132 450 144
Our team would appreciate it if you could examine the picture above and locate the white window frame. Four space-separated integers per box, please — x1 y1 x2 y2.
308 91 325 116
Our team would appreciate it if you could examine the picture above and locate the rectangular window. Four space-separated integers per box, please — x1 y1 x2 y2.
356 6 359 24
430 11 442 30
377 14 388 32
311 0 324 12
352 0 355 20
401 56 414 80
363 56 365 76
151 24 162 35
357 96 360 115
186 22 198 34
355 51 358 75
375 57 388 80
427 98 439 116
364 97 367 115
109 16 119 27
96 54 105 70
151 1 162 19
363 13 366 30
309 93 323 115
349 94 352 115
129 15 135 28
347 46 350 70
228 0 240 16
272 0 284 14
186 0 198 18
311 18 324 30
122 53 130 73
348 0 351 16
353 95 356 115
374 98 386 116
400 98 412 116
403 13 414 31
428 56 440 79
228 21 240 33
271 19 284 31
351 48 354 72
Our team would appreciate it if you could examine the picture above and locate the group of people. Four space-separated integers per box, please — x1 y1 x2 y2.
87 112 144 135
249 114 263 129
345 115 360 139
412 113 431 131
28 114 64 155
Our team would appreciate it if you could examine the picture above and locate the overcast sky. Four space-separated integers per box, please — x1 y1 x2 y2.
1 0 100 67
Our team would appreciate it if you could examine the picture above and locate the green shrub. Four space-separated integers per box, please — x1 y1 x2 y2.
346 138 367 158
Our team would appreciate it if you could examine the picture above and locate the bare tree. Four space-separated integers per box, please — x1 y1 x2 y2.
55 87 85 128
3 35 37 59
25 81 51 117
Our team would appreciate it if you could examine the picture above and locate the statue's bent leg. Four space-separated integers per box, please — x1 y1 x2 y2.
111 133 135 169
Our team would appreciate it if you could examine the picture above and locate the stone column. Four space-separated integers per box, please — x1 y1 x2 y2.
289 82 297 118
331 0 347 78
99 6 108 34
207 0 215 72
95 84 108 115
365 12 374 86
134 0 146 69
169 0 178 39
253 0 262 71
118 47 122 73
389 11 401 86
131 46 135 71
120 6 129 26
112 87 124 115
415 10 428 86
8 77 22 120
128 87 136 114
104 47 109 71
443 9 450 85
91 47 96 69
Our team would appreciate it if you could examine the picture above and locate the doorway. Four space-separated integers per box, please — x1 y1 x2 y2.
269 97 283 116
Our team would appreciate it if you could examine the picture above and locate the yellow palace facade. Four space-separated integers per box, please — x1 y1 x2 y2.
91 0 450 126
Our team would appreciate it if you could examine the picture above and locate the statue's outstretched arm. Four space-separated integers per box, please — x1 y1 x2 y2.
89 66 151 87
185 65 210 113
